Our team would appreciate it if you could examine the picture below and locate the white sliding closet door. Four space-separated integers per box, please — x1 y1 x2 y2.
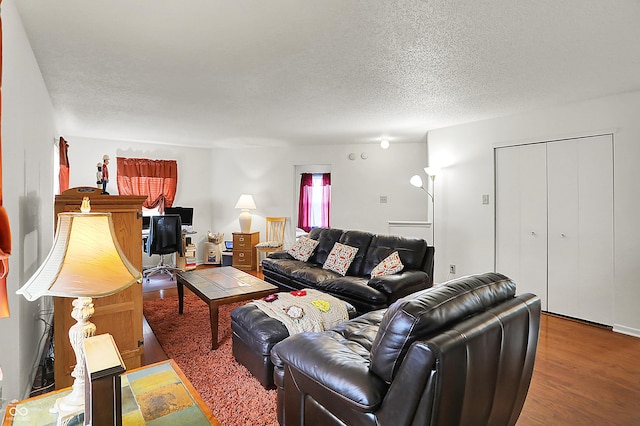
547 135 614 325
495 143 548 309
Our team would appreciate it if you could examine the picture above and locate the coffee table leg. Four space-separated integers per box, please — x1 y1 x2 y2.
177 280 184 314
209 302 219 350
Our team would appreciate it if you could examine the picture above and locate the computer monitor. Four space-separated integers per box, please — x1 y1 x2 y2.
164 207 194 226
142 216 151 230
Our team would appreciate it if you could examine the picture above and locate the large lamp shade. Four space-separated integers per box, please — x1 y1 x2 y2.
18 212 140 300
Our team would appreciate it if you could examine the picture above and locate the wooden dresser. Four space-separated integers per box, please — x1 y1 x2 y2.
232 232 259 271
53 187 147 389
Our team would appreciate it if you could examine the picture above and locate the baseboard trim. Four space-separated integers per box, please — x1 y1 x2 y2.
613 324 640 338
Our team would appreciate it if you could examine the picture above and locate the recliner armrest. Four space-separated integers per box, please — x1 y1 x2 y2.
271 332 387 410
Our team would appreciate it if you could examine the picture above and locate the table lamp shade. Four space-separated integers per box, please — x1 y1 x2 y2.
17 212 141 301
234 194 256 210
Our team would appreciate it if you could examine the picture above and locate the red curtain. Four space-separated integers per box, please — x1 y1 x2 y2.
297 173 331 232
116 157 178 211
0 0 12 317
58 137 70 193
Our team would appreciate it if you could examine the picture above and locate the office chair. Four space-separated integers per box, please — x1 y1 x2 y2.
143 214 183 282
255 217 286 272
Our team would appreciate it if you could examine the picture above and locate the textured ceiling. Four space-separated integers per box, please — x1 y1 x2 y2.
13 0 640 148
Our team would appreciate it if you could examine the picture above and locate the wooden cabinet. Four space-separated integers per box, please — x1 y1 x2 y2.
53 187 147 389
232 232 259 270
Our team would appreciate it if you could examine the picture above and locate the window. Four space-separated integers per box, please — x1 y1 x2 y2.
298 172 331 232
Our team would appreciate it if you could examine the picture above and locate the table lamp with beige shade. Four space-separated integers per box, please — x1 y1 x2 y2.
17 200 141 425
235 194 257 233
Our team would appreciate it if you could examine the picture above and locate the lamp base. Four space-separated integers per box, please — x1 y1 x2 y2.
49 297 96 426
238 210 252 234
51 395 84 426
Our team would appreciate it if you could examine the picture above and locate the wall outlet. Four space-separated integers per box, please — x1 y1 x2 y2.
449 264 456 274
379 195 388 204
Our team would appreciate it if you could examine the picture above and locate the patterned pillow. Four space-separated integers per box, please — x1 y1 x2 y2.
287 237 319 262
322 242 359 276
371 251 404 278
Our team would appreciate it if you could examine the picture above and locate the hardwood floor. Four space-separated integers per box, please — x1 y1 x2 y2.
141 270 640 425
518 313 640 425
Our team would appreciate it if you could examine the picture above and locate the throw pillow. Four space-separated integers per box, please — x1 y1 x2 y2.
287 237 319 262
322 242 359 276
371 251 404 278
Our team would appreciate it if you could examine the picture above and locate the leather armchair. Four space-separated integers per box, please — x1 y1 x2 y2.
271 272 541 426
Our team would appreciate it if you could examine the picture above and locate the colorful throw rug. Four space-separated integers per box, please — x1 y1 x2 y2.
143 294 278 426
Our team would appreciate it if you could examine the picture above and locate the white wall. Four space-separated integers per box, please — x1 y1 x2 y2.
64 136 213 265
209 141 429 248
1 0 57 405
428 90 640 336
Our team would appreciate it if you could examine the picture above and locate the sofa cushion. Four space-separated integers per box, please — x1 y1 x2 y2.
371 251 404 278
362 235 428 276
323 309 386 360
323 242 359 276
290 264 341 287
261 257 308 277
369 272 516 383
307 228 344 265
338 230 374 275
287 236 319 262
316 276 388 306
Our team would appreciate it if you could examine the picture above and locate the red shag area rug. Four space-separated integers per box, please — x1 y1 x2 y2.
143 294 278 425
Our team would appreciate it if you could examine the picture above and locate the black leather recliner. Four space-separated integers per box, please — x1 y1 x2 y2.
270 272 541 426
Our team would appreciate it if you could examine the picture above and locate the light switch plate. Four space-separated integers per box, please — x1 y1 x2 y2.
482 194 490 204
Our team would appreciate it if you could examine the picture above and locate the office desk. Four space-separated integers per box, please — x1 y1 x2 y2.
2 360 219 425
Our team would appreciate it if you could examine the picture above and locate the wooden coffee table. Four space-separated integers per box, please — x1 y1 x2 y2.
176 267 278 349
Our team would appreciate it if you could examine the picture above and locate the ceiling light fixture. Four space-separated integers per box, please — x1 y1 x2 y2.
380 139 390 149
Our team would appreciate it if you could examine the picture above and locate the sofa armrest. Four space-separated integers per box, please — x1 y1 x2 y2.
271 332 387 410
266 250 293 260
368 270 431 301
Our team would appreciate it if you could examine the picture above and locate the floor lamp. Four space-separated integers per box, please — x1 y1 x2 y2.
410 167 438 245
17 203 141 425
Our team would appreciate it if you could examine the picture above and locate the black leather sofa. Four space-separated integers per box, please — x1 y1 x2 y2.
261 227 435 313
270 272 541 426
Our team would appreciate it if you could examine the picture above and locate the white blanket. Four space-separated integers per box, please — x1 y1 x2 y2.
251 289 349 335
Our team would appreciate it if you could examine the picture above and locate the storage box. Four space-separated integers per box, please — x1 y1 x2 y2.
203 242 221 265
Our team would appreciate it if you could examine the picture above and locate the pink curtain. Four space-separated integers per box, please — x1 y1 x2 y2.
298 173 313 232
116 157 178 211
297 173 331 232
319 173 331 228
58 137 70 193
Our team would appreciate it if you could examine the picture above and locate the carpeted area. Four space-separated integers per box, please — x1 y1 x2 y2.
143 293 278 426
